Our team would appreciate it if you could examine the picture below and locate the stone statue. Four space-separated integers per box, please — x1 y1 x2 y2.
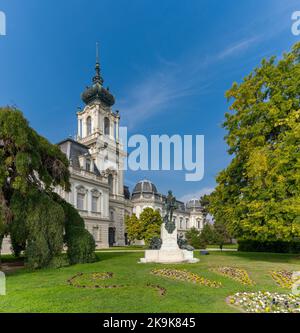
140 190 199 263
149 236 162 250
177 234 194 251
163 191 178 234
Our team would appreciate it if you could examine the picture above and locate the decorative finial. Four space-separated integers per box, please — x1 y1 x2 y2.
93 41 104 85
96 41 99 64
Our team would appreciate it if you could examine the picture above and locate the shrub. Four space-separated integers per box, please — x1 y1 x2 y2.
66 227 96 265
52 194 96 265
24 193 65 269
238 239 300 253
25 237 51 269
48 254 69 269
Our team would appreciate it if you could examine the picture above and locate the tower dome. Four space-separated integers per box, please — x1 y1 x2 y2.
186 198 202 209
132 179 158 195
81 44 115 107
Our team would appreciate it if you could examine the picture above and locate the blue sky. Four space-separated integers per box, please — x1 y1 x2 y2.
0 0 300 201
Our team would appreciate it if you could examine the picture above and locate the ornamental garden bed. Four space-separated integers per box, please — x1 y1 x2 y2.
228 291 300 313
151 268 221 288
210 266 254 286
271 270 294 289
67 272 125 289
146 283 167 296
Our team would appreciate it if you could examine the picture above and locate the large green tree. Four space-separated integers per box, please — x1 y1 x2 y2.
125 214 142 244
207 42 300 242
125 208 162 245
185 227 201 249
0 107 95 267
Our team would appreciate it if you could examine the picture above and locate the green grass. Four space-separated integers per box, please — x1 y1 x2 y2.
96 245 146 251
0 251 299 313
97 244 237 251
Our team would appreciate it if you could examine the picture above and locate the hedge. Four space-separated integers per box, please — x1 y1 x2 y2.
238 239 300 253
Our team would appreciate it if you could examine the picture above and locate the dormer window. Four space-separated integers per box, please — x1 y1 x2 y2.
86 159 91 172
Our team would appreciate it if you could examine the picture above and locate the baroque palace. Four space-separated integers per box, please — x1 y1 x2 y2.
2 54 206 252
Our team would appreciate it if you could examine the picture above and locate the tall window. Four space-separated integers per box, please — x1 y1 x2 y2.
108 174 113 194
186 218 189 229
86 159 91 172
79 119 82 138
110 210 114 221
197 219 201 229
104 117 110 136
114 121 117 140
92 195 98 212
180 217 183 229
77 193 85 210
86 116 92 136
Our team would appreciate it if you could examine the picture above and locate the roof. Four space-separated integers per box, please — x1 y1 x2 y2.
57 138 101 176
132 179 158 194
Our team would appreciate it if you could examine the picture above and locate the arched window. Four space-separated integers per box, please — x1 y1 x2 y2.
86 116 92 136
197 219 201 229
104 117 110 136
108 174 113 194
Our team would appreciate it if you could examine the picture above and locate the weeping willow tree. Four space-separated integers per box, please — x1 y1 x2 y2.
0 107 95 268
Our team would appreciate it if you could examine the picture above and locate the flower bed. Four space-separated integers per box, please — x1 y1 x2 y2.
151 268 221 288
211 266 254 286
147 283 167 296
67 272 124 289
228 291 300 313
271 270 293 289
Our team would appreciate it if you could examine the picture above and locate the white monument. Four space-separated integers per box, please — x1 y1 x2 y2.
140 191 199 264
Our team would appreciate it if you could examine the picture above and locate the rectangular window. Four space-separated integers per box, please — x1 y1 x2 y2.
92 196 98 212
77 193 85 210
86 159 91 172
79 119 82 138
180 218 183 229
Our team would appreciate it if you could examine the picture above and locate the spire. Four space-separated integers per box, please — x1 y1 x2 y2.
93 42 104 85
81 43 115 106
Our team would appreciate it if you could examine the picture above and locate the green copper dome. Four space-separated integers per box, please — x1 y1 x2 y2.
81 59 115 106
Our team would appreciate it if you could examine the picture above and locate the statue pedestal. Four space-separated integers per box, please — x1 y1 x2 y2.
139 224 199 264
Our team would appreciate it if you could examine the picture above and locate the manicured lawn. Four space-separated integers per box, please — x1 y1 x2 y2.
96 245 146 251
0 251 299 313
97 244 237 251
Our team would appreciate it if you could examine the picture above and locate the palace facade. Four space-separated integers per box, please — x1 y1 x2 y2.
1 55 206 253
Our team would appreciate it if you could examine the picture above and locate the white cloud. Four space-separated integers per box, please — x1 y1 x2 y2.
217 37 259 60
179 187 214 203
117 35 260 129
118 61 210 129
